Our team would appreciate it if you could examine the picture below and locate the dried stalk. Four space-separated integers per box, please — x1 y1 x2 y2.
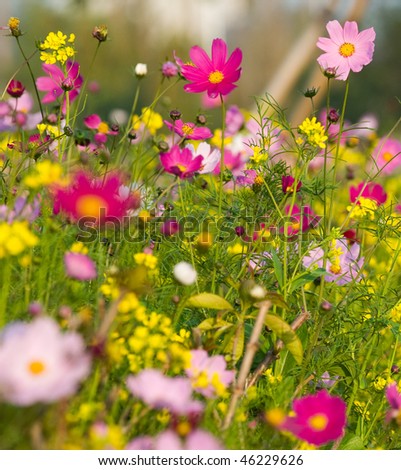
222 300 272 430
246 309 310 390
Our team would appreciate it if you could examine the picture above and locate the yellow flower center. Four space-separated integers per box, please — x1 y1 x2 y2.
308 413 328 431
382 151 393 162
28 360 46 375
181 123 194 135
176 164 187 173
329 263 342 275
291 222 300 232
339 42 355 58
208 70 224 84
76 194 108 219
176 421 191 437
8 17 20 30
97 122 109 134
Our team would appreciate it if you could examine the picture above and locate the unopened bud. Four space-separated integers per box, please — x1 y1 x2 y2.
327 108 340 124
134 63 147 78
304 87 319 98
169 109 181 121
92 25 108 42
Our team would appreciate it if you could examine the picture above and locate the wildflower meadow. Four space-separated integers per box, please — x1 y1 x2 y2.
1 14 401 454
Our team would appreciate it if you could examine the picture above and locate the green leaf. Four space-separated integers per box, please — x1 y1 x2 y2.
196 318 233 332
289 268 326 293
186 293 233 310
223 323 245 363
271 251 284 289
264 292 289 310
264 314 303 365
338 433 366 450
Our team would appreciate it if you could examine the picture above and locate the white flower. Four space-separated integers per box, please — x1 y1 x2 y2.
249 284 267 299
173 261 197 286
134 63 148 77
186 142 221 174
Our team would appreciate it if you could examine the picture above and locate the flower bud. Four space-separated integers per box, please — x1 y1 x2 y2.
92 25 108 42
239 279 267 304
7 79 25 98
323 67 337 79
327 108 340 124
61 77 74 91
8 17 21 37
169 109 181 121
134 63 147 78
303 87 319 98
161 61 179 78
196 114 207 125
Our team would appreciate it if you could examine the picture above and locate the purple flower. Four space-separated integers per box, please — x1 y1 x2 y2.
303 238 364 286
161 61 179 78
385 382 401 424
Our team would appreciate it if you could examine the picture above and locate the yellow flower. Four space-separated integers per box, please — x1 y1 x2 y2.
298 117 328 149
24 160 67 188
227 243 248 255
8 17 21 36
39 31 76 65
133 252 158 270
0 221 38 258
132 108 163 135
250 145 268 164
347 197 378 221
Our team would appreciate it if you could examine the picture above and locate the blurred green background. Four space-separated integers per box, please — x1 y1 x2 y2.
1 0 400 132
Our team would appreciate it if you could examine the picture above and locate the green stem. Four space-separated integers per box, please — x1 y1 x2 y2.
0 261 12 327
15 38 44 120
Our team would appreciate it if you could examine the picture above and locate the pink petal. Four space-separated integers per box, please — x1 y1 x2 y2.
223 48 243 74
343 21 359 43
42 63 64 81
211 38 227 70
189 45 213 72
36 76 58 92
183 82 210 94
357 27 376 44
216 82 237 96
326 20 345 46
84 114 102 129
316 37 338 53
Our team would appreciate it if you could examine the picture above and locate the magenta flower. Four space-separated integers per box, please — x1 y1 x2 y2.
164 119 212 141
281 389 347 446
36 61 83 112
212 149 244 175
181 38 242 98
84 114 118 144
372 137 401 175
185 349 235 398
7 79 25 98
349 182 387 205
161 61 179 78
282 175 302 194
0 317 91 406
303 238 364 286
160 145 204 179
385 382 401 424
126 369 203 416
317 20 375 80
281 204 320 237
64 252 97 281
53 171 140 225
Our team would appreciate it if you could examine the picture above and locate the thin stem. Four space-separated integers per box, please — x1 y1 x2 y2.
15 38 44 119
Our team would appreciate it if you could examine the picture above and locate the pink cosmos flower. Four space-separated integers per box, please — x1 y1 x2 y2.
53 171 140 225
36 61 83 112
303 238 364 286
84 114 118 144
236 169 257 186
212 149 244 176
385 382 401 424
181 38 242 98
185 142 220 174
185 349 235 398
281 204 320 237
281 389 347 446
349 182 387 205
7 79 25 98
164 119 212 141
126 429 223 450
160 145 204 179
317 20 375 81
0 317 91 406
64 252 97 281
372 137 401 175
126 369 203 416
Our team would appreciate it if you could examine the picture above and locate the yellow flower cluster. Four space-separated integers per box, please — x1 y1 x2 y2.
0 221 38 258
347 197 378 221
298 117 328 149
39 31 76 65
250 145 268 164
353 400 371 421
389 302 401 322
373 376 391 391
133 252 158 276
132 107 163 136
227 243 248 255
263 367 283 385
24 160 68 189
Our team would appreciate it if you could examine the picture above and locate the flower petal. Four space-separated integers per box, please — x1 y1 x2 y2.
343 21 359 43
211 38 227 70
326 20 345 46
189 45 213 72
